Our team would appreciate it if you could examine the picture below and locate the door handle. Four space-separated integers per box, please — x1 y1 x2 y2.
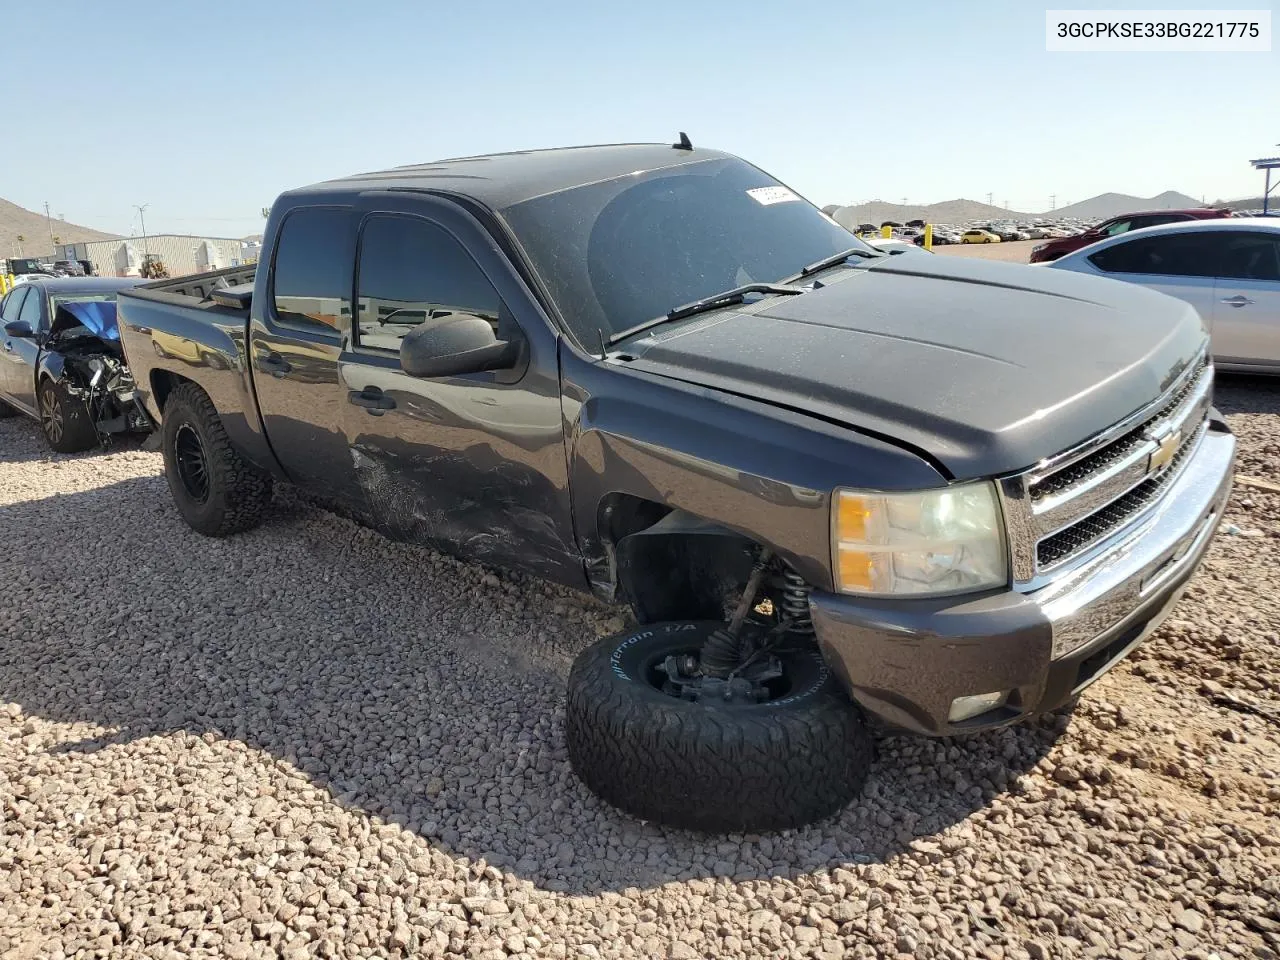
1220 295 1255 308
257 352 292 377
348 388 396 412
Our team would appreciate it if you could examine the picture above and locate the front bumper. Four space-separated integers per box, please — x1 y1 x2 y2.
811 416 1235 736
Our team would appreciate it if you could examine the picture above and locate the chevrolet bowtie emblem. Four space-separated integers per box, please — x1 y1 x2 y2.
1148 429 1181 474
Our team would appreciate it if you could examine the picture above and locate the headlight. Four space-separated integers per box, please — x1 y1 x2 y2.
832 483 1007 596
1032 243 1046 253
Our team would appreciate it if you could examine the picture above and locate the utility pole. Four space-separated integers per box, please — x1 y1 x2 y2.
986 192 993 206
1004 199 1009 209
1050 194 1056 210
44 202 55 253
133 204 150 257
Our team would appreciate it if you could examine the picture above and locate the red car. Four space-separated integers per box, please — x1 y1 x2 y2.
1028 208 1232 263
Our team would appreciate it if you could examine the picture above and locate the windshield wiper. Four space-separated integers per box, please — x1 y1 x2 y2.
607 283 805 345
789 246 883 280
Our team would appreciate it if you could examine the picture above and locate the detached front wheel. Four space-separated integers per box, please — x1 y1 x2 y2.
566 621 874 833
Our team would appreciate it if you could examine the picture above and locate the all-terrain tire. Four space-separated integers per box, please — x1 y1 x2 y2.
39 378 98 453
161 382 273 536
566 621 874 833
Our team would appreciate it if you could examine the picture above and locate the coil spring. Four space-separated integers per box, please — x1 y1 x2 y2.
781 568 813 634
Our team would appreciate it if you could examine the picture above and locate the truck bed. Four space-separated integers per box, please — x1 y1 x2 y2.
116 264 263 458
139 264 257 302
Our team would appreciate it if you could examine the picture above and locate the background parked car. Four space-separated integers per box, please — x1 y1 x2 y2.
1030 208 1232 263
0 277 149 451
962 228 1001 244
1047 218 1280 374
11 272 57 286
987 224 1024 242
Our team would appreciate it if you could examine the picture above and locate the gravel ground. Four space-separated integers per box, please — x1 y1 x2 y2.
1 377 1278 960
936 240 1041 263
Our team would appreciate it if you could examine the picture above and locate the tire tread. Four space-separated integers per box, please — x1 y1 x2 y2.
566 627 874 833
163 382 272 536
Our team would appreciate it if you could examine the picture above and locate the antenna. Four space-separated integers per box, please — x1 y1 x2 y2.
673 131 693 151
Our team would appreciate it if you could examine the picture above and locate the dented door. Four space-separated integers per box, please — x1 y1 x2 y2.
337 196 583 588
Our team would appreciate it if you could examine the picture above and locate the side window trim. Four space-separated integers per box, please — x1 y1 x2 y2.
265 205 354 340
1 288 27 322
18 288 42 326
350 211 517 359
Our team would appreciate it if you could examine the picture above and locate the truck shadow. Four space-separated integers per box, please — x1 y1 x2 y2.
0 475 1064 896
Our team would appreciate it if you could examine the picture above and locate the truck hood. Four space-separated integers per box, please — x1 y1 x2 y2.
618 255 1207 480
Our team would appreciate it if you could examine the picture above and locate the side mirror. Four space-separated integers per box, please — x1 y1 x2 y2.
4 320 34 339
400 313 518 379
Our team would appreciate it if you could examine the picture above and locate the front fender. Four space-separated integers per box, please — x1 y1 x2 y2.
560 347 946 597
37 349 65 386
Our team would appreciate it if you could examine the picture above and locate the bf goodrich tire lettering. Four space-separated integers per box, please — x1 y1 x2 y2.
161 383 273 537
566 622 874 832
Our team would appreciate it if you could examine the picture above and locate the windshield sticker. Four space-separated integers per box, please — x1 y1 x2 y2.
747 186 800 206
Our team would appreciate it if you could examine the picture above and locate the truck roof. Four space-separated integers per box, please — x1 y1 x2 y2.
291 142 732 210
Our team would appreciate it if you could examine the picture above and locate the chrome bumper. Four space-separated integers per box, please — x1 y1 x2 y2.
810 417 1235 736
1037 423 1235 659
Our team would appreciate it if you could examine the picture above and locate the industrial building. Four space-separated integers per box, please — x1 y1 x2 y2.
54 235 250 278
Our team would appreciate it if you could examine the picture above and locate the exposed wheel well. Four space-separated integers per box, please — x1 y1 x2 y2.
598 495 761 624
150 369 194 413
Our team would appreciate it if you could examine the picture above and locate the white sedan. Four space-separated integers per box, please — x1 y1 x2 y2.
1047 218 1280 374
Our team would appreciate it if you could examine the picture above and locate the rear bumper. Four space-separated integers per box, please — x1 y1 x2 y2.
811 416 1235 736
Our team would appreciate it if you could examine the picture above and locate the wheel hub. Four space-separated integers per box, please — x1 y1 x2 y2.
40 390 63 444
174 424 211 503
657 632 786 705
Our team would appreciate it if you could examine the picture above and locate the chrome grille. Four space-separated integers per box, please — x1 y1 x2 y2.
999 352 1213 587
1036 420 1206 568
1029 425 1145 502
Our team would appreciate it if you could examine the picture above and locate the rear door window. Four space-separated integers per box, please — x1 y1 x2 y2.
1217 232 1280 282
1134 214 1191 230
270 207 355 334
1088 233 1219 277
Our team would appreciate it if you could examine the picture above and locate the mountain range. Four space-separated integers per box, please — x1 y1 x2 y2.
1 199 118 260
829 190 1209 226
2 187 1265 264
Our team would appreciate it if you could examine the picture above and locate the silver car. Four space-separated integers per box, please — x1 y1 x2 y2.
1048 218 1280 373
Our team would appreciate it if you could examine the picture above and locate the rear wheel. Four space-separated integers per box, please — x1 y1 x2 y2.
566 620 874 833
39 379 98 453
161 382 273 536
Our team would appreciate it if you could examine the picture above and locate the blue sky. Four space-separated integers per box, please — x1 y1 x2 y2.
2 0 1274 237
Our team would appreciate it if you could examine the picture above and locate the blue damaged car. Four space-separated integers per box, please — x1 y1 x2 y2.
0 277 151 452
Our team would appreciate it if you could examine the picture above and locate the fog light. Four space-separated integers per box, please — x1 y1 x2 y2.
948 691 1009 723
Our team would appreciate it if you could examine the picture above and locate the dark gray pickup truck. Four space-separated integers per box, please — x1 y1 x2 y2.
117 141 1235 833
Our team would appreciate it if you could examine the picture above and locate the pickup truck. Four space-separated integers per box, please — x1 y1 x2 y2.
117 141 1235 833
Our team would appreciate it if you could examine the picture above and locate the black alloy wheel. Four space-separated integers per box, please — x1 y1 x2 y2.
173 422 211 503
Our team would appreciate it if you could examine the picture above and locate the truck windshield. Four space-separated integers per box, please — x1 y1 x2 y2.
499 157 869 345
